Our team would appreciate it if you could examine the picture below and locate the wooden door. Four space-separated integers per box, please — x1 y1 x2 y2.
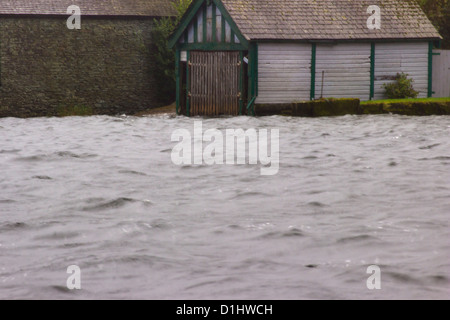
189 51 240 116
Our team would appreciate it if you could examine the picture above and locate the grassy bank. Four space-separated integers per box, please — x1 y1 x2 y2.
255 97 450 117
361 98 450 104
360 98 450 116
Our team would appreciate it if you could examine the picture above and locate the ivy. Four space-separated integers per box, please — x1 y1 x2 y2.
152 0 192 104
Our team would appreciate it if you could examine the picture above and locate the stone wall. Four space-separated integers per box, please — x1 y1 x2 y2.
0 16 164 117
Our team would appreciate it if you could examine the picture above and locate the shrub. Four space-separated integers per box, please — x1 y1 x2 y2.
382 73 419 99
152 0 192 104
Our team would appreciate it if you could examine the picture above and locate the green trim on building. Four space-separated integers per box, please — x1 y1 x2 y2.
239 51 244 115
310 43 316 100
175 48 181 115
221 13 226 43
193 17 198 43
169 0 249 49
178 43 246 51
212 3 217 43
186 51 191 117
428 41 433 98
255 43 259 97
247 42 258 116
203 4 207 42
246 96 256 116
370 42 375 100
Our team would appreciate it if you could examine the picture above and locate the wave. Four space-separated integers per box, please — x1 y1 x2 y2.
34 231 80 241
0 199 16 204
0 149 20 154
118 170 148 176
419 156 450 161
32 175 52 180
0 222 29 231
419 143 440 150
259 227 305 239
337 234 381 244
83 197 138 211
15 151 97 162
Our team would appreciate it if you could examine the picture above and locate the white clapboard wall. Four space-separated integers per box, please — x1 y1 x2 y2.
432 50 450 98
256 43 312 104
374 42 429 100
315 43 371 100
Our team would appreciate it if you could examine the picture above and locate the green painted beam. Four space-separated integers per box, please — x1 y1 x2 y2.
246 96 256 116
186 51 191 117
247 46 252 102
370 42 375 100
255 43 259 97
252 43 257 98
310 43 316 100
239 51 244 115
178 42 247 51
212 3 217 43
202 4 207 43
247 43 257 116
428 41 433 98
221 13 226 43
193 17 198 43
175 48 181 115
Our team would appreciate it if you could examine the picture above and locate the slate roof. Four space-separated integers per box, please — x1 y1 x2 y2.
221 0 441 40
0 0 176 17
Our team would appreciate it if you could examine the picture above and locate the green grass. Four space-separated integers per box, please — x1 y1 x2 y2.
361 97 450 105
360 97 450 116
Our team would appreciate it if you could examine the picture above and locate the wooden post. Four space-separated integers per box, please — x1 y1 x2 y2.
186 51 190 117
175 48 180 115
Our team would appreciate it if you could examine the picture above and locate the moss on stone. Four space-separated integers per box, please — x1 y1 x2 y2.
255 98 450 117
254 103 296 116
255 98 361 117
57 105 94 117
379 101 450 116
309 98 361 117
361 103 388 115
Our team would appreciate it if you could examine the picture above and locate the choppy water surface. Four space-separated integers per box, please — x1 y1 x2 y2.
0 114 449 300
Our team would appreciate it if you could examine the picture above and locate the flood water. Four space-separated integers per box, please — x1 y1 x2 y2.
0 114 449 300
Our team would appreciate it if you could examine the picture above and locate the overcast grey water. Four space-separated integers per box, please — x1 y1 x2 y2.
0 114 449 300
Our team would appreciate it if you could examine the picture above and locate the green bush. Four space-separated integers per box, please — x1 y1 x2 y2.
382 73 419 99
152 0 191 104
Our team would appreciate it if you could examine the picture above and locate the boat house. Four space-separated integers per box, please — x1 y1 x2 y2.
169 0 442 116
